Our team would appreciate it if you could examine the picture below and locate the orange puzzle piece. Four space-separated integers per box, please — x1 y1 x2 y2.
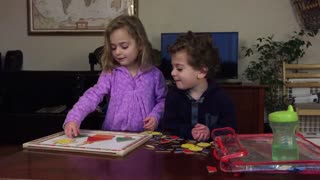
85 134 114 144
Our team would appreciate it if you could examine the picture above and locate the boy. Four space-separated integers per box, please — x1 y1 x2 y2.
162 31 237 141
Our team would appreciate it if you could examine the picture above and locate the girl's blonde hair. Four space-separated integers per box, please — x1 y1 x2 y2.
100 15 153 72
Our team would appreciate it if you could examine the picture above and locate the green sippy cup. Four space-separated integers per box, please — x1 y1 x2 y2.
269 105 299 161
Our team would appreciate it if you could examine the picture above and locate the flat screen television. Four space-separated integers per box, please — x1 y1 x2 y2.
160 32 239 80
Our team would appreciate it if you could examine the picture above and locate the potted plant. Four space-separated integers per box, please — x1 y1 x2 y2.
242 30 317 113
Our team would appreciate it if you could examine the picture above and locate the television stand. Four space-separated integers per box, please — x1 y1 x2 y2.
217 78 242 85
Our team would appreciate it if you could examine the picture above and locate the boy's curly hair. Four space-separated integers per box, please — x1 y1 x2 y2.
168 31 220 79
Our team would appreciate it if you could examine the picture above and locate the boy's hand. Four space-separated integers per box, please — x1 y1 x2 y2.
191 123 210 142
143 116 157 131
64 121 80 138
192 129 200 140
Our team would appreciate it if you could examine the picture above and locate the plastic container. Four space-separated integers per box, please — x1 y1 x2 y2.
211 127 320 174
269 105 299 161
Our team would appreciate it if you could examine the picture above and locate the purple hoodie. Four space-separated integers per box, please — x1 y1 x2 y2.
64 66 167 132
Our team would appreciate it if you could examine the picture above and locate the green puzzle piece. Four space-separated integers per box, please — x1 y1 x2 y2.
116 137 134 142
74 134 88 138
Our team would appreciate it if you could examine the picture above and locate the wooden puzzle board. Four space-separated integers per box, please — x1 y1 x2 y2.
23 130 152 156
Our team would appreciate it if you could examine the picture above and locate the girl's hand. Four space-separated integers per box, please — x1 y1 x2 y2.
192 123 210 142
64 121 80 138
143 117 158 131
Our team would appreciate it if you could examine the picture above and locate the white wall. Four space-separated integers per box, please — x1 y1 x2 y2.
1 0 319 80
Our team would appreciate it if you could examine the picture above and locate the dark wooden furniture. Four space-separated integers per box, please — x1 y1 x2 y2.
0 71 105 144
222 85 266 134
0 113 104 144
0 144 316 180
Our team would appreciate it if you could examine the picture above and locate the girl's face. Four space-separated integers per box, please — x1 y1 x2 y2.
110 27 140 70
171 50 206 90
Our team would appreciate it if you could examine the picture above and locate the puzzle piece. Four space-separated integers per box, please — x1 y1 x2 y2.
181 143 195 149
207 165 217 174
141 131 163 136
183 149 194 154
170 135 179 140
54 138 75 145
156 147 172 153
197 142 211 148
189 146 203 152
152 131 163 136
160 139 172 144
85 134 114 144
74 134 88 138
116 136 134 142
145 144 155 149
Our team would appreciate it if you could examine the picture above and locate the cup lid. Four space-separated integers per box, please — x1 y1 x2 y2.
269 105 298 122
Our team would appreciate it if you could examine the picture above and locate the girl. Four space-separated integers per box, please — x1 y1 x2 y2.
64 15 167 138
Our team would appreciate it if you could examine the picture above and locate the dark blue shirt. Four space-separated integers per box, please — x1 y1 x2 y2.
162 80 237 140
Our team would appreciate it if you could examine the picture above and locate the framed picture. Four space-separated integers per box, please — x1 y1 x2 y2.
23 130 152 156
27 0 138 34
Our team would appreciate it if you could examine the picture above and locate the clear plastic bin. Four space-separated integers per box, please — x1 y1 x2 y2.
212 127 320 174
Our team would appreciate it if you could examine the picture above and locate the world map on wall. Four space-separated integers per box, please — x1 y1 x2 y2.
61 0 122 15
31 0 131 31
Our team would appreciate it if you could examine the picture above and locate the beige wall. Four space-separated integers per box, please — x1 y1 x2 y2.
0 0 319 80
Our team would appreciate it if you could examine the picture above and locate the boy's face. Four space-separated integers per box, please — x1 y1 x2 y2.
171 50 207 90
110 27 140 70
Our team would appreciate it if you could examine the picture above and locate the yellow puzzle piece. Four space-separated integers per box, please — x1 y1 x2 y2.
54 138 75 145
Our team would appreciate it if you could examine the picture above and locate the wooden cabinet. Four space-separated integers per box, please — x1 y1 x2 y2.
222 85 266 134
0 113 104 144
